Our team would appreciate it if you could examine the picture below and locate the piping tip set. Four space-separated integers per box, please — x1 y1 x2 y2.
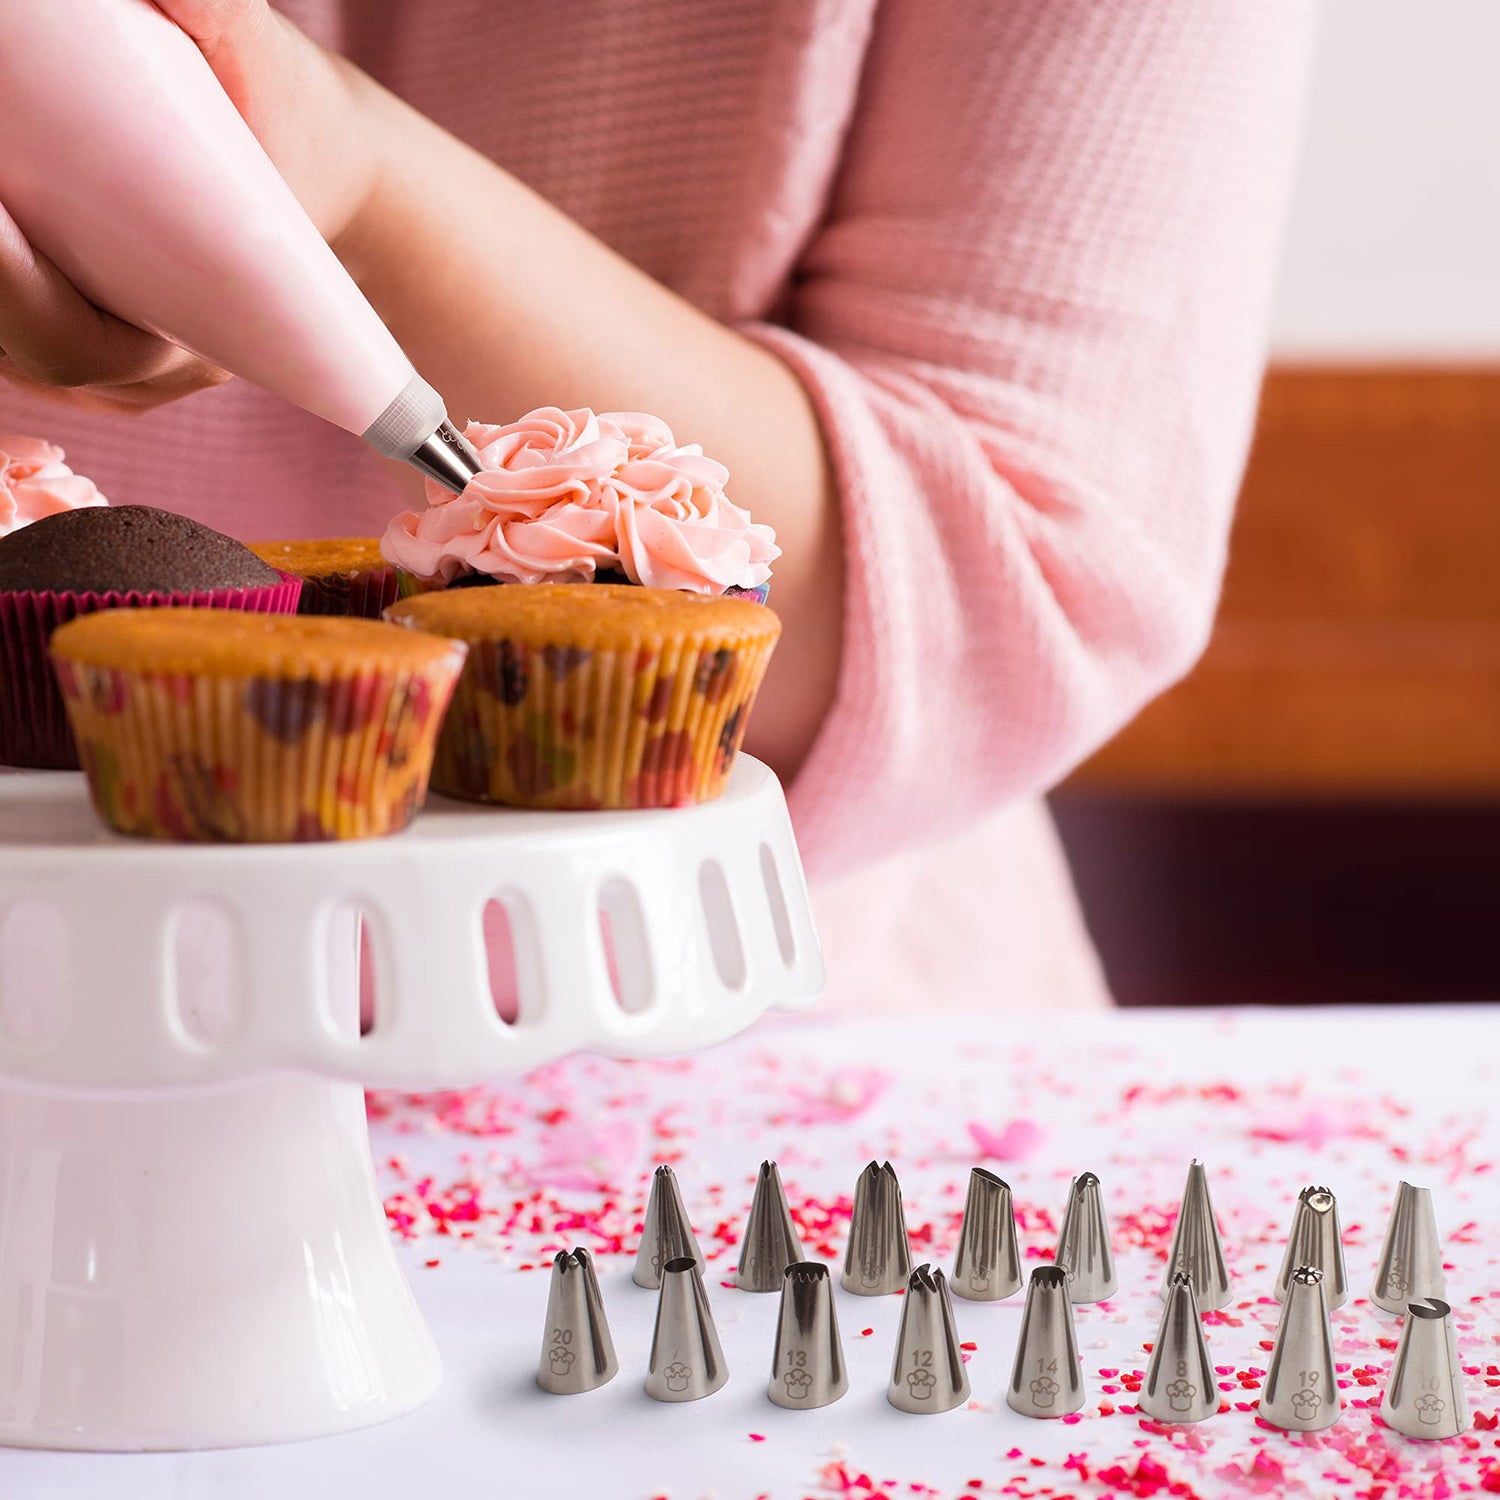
535 1160 1470 1440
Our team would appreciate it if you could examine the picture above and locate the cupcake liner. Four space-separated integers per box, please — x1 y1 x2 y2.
297 566 400 620
396 564 768 606
724 582 772 606
396 569 446 601
53 646 463 842
428 629 777 810
0 574 301 770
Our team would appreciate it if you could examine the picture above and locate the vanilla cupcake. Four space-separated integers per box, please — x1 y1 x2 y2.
52 611 465 842
387 584 779 810
248 537 398 618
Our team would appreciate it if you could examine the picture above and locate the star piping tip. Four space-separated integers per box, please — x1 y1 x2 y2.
737 1159 806 1293
1380 1296 1469 1439
1261 1265 1342 1432
951 1167 1023 1302
1055 1170 1118 1304
536 1247 619 1395
887 1263 970 1414
842 1158 912 1296
633 1163 704 1290
1006 1265 1086 1419
645 1255 728 1403
1139 1269 1218 1424
768 1261 848 1409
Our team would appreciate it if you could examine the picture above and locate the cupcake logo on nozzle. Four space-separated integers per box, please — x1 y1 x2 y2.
0 434 108 537
380 407 779 596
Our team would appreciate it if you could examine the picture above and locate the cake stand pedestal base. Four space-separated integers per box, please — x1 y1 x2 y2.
0 758 822 1449
0 1073 439 1451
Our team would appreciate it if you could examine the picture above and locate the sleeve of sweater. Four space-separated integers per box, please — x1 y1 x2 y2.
743 0 1315 879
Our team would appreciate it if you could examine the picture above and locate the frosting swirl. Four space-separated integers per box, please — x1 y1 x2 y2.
381 407 779 593
601 413 779 592
0 435 108 537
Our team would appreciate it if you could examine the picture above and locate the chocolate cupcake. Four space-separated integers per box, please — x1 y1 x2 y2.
0 505 301 769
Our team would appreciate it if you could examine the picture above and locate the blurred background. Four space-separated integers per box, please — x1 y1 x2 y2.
1051 0 1500 1007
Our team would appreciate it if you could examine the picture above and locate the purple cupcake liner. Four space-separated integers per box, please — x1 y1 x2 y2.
0 572 302 770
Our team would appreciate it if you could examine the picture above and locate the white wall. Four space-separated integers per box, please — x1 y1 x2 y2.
1270 0 1500 359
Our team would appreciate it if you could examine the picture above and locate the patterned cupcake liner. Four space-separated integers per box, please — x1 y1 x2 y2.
0 575 302 771
428 630 778 809
723 582 772 606
52 645 465 843
297 566 401 620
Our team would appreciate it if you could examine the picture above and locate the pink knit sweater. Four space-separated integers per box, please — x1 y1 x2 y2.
1 1 1313 1012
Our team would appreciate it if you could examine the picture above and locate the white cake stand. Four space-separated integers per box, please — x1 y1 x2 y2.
0 757 822 1451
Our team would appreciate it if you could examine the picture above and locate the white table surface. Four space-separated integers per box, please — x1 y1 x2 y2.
3 1006 1497 1499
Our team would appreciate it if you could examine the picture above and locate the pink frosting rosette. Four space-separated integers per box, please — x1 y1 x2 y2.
380 406 779 594
0 435 108 537
382 407 624 586
599 412 780 593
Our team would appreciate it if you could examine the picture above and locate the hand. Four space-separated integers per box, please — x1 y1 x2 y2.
0 0 380 416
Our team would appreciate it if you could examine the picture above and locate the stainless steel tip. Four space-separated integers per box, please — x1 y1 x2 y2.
1056 1171 1119 1304
842 1160 913 1297
768 1261 848 1409
951 1167 1023 1302
1161 1160 1233 1311
1006 1265 1086 1418
1139 1271 1218 1424
888 1264 970 1414
1371 1181 1446 1315
1274 1185 1348 1308
1261 1265 1342 1431
645 1256 728 1402
405 418 483 495
738 1160 807 1293
537 1247 619 1395
634 1164 705 1290
1380 1296 1469 1439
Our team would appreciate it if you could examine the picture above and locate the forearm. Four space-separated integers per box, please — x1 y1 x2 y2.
334 71 842 779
